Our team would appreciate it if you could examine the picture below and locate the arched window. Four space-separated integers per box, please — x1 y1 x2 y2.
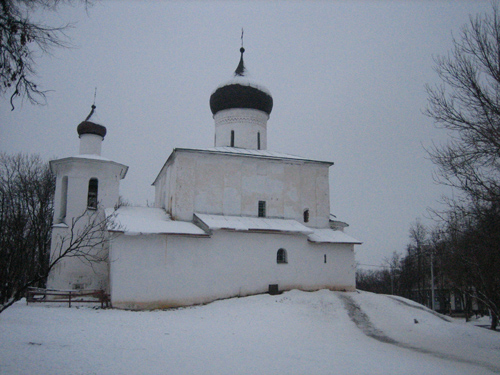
231 130 235 147
257 132 261 150
277 248 288 264
303 209 310 223
59 176 68 222
87 178 98 210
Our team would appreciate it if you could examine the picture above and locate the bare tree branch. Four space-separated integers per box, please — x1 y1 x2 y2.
0 0 91 110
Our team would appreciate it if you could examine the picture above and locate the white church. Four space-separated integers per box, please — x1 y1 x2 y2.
47 47 361 310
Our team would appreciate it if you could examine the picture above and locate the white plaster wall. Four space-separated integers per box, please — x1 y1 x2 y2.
214 108 268 149
79 134 102 155
163 151 331 227
47 224 109 291
52 159 125 224
48 157 126 291
110 230 355 309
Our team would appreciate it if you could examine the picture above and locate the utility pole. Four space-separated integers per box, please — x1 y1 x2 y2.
430 251 435 311
390 267 394 295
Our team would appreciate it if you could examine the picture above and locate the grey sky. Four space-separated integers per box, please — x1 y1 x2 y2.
0 1 492 267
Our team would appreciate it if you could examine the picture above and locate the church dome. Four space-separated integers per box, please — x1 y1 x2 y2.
77 121 107 138
76 105 107 138
210 47 273 116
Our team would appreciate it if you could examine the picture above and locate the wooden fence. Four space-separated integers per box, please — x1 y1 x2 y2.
27 287 110 308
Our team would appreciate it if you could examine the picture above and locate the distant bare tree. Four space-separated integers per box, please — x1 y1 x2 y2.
1 0 91 110
356 268 392 295
383 251 402 295
437 201 500 330
356 253 401 295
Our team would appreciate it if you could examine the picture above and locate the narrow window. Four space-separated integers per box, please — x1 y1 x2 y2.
303 209 309 223
231 130 235 147
87 178 98 210
59 176 68 222
257 132 261 150
324 254 327 264
277 248 288 264
258 200 266 217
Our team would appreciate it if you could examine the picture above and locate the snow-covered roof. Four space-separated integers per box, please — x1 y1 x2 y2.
50 155 128 179
194 213 314 234
307 228 362 244
71 154 112 161
105 207 208 236
213 74 272 98
180 147 332 164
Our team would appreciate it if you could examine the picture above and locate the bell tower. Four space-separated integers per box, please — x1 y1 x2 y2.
47 106 128 291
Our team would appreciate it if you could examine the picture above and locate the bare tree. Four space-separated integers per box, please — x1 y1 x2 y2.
406 220 430 304
425 3 500 203
1 0 91 110
0 153 116 314
0 153 54 310
425 3 500 330
383 251 402 295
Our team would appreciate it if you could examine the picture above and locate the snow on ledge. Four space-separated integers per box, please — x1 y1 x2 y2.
105 207 207 236
72 154 112 161
308 228 362 244
194 213 314 234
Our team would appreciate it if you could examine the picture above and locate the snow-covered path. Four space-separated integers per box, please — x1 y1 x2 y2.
0 290 499 375
341 293 500 373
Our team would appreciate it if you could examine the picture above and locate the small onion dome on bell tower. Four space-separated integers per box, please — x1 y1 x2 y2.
76 105 107 156
77 105 107 138
209 47 273 116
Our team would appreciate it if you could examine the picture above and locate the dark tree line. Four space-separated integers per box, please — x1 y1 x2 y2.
357 213 498 329
0 153 54 308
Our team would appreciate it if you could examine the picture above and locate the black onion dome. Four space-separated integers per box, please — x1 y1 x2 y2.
77 121 107 138
210 47 273 115
210 84 273 115
77 104 107 138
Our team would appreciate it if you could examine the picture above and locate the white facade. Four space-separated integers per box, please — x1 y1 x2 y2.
48 49 361 309
109 229 356 310
153 147 331 228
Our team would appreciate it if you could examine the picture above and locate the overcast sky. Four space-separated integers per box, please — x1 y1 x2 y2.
0 1 492 267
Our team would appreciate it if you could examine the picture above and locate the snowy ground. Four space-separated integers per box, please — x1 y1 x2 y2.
1 290 499 375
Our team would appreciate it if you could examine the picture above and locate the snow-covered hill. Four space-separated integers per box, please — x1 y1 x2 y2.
1 290 499 374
